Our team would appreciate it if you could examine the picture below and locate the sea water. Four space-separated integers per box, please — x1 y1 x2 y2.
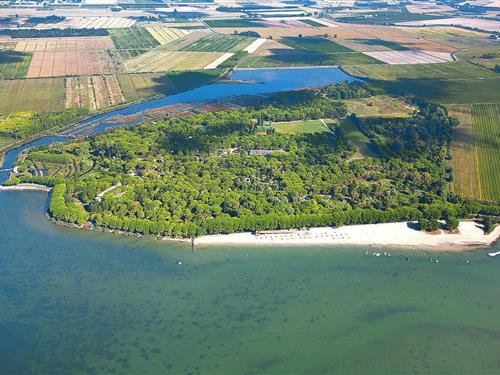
1 190 499 374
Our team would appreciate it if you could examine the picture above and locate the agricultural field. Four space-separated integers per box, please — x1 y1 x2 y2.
471 104 500 201
215 26 356 39
145 27 186 45
14 37 115 52
204 19 265 28
180 34 254 52
448 104 480 199
37 16 136 29
109 28 159 59
344 62 496 81
344 96 413 118
238 50 379 68
65 75 126 111
0 50 32 79
0 77 65 114
280 37 354 53
363 50 453 65
334 39 409 52
117 70 222 102
336 11 448 25
124 49 224 72
396 17 500 33
26 50 122 78
300 19 328 28
395 26 494 49
272 119 332 134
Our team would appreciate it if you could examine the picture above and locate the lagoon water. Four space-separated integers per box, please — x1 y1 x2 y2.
1 68 500 374
1 191 499 374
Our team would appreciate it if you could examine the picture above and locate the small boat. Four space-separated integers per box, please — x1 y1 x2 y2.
487 251 500 257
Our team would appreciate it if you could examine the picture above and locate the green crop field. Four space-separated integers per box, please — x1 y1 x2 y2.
0 50 32 79
345 62 500 104
109 28 160 59
272 119 331 134
281 37 354 53
471 104 500 201
117 70 222 101
0 78 65 115
181 34 253 52
238 51 379 68
448 105 480 199
345 62 496 81
300 19 327 27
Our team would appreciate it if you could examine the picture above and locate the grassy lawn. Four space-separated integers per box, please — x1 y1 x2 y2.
344 95 413 118
471 104 500 201
272 119 332 134
448 104 481 200
339 118 374 159
281 37 354 53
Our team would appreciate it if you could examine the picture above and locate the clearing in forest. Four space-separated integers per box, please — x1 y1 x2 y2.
272 119 332 134
339 118 373 159
343 96 413 118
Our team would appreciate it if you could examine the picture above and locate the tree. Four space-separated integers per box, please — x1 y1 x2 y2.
483 217 495 234
429 219 440 231
445 217 459 231
417 219 429 231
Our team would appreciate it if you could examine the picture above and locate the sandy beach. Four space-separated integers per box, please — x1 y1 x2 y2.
0 183 51 192
195 221 500 250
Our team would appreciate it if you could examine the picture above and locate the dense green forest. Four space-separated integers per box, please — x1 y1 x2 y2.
8 82 499 237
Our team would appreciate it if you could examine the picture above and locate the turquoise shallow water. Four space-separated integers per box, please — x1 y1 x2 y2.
1 190 499 374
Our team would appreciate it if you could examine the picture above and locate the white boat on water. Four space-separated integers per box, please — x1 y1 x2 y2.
487 251 500 257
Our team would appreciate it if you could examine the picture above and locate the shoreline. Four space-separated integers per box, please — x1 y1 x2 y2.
0 183 51 192
194 221 500 251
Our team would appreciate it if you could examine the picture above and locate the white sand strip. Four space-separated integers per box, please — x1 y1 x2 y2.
195 221 500 249
244 38 267 54
0 183 51 192
204 52 234 70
